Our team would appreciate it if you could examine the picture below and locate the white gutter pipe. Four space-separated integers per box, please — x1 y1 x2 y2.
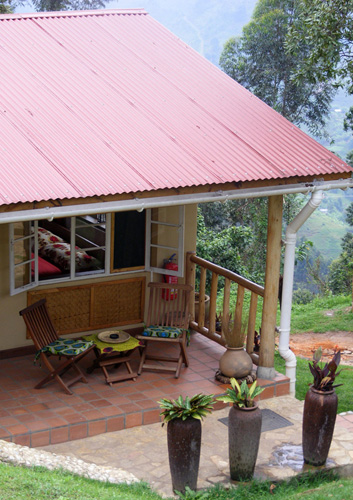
0 178 351 224
279 190 325 395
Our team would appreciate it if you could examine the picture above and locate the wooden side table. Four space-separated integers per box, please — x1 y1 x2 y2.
84 332 140 386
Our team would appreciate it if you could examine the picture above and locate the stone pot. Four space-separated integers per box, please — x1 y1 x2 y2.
228 402 262 481
302 386 338 466
167 417 201 493
219 346 253 378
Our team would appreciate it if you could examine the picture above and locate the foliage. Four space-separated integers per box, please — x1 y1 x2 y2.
27 0 107 11
216 378 264 408
308 347 342 392
328 252 353 294
217 314 247 348
286 0 353 162
327 201 353 294
292 288 314 304
0 0 13 12
158 393 214 425
198 193 305 291
196 208 255 288
220 0 334 138
305 256 330 295
0 463 162 500
286 0 353 92
274 351 352 413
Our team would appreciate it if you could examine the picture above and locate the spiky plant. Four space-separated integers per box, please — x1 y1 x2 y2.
309 347 343 392
216 378 264 408
158 393 214 425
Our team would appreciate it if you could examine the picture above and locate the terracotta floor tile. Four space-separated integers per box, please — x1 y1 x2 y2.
1 332 289 446
25 420 50 432
6 424 30 436
137 399 159 410
81 409 105 420
80 393 102 402
98 406 123 417
117 402 143 414
62 413 87 424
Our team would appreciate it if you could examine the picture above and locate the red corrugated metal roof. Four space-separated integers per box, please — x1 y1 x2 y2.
0 9 351 206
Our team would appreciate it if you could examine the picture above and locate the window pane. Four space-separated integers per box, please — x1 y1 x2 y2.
37 222 71 279
112 211 145 270
15 262 33 289
11 221 35 291
75 215 106 275
35 216 106 280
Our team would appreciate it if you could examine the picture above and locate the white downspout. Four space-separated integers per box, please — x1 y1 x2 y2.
279 190 324 395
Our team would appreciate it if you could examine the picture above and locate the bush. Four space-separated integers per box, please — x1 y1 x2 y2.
292 288 314 304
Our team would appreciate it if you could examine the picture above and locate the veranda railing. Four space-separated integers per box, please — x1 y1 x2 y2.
185 252 264 355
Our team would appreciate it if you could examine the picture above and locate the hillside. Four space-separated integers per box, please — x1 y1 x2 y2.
108 0 257 66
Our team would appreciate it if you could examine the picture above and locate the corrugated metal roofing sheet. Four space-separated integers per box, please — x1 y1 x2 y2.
0 9 351 206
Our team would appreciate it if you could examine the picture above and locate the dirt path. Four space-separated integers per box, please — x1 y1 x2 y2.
276 331 353 366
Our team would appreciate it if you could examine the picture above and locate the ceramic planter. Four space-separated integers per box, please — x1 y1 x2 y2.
228 402 262 481
219 346 253 378
302 386 338 466
167 417 202 493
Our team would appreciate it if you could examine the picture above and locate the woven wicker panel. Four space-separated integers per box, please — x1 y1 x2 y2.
91 278 145 327
28 287 91 335
27 277 145 336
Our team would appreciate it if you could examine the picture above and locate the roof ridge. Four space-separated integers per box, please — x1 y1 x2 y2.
0 8 147 21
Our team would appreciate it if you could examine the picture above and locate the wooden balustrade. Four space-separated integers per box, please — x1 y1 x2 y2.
185 252 264 353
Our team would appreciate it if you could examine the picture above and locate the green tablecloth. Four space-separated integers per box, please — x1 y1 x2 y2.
83 333 141 354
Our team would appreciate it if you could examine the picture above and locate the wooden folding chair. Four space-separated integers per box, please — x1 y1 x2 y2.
19 299 94 395
137 282 193 378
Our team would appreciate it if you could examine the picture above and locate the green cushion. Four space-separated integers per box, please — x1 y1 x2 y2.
35 338 94 363
142 325 183 339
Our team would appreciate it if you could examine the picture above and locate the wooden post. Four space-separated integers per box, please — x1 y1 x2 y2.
186 252 196 321
258 195 283 380
246 293 258 354
208 272 218 334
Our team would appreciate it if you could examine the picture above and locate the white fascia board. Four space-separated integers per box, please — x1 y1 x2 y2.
0 178 352 224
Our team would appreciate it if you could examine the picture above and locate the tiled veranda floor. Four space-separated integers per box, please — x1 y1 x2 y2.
0 332 289 448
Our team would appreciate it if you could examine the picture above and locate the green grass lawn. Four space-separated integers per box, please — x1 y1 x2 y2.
288 294 353 333
0 464 163 500
1 464 352 500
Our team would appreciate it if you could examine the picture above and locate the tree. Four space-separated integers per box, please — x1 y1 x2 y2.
328 202 353 294
30 0 106 11
219 0 334 138
286 0 353 163
0 0 14 13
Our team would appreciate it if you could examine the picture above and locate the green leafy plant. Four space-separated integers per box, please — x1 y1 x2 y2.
216 378 264 408
158 393 214 425
175 485 210 499
309 347 343 392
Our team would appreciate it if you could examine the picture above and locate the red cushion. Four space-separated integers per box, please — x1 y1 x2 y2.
31 254 62 278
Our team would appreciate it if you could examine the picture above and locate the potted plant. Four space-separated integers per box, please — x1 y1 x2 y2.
218 314 253 379
302 347 342 466
158 393 214 494
217 378 264 481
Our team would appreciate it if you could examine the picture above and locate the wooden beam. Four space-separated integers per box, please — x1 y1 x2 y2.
258 195 283 379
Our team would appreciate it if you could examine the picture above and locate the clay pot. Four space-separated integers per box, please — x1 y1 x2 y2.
167 417 201 493
302 386 338 466
219 346 253 378
228 403 262 481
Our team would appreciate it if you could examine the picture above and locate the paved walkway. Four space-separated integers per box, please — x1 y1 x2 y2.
42 395 353 498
